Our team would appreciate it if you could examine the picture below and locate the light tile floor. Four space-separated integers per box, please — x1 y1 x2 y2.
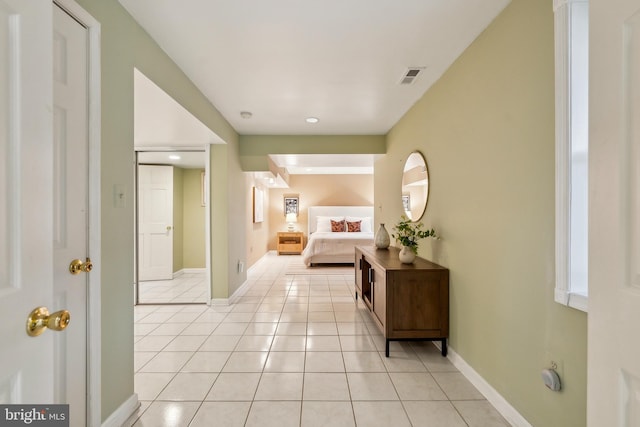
128 253 510 426
138 271 208 304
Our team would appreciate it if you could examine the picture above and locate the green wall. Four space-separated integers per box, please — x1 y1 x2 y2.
377 1 587 425
173 167 205 272
183 169 206 268
74 0 241 421
69 0 588 424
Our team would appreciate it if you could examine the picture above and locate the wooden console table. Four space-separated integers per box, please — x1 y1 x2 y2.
354 245 449 357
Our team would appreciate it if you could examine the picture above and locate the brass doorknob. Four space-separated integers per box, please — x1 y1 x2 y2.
69 258 93 275
26 307 71 337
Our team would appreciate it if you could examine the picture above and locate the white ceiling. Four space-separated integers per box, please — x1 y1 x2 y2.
120 0 510 136
134 69 224 148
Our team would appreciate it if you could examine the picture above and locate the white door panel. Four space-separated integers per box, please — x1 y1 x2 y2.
0 3 90 425
138 164 173 281
589 0 640 425
0 0 54 404
53 4 88 424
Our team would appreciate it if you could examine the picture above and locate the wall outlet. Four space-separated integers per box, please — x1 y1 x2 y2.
237 260 244 273
544 352 564 379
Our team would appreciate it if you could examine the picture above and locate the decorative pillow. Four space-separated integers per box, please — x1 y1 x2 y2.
316 216 344 232
346 220 361 232
346 216 372 233
330 219 346 232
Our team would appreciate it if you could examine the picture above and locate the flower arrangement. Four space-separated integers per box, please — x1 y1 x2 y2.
392 216 439 254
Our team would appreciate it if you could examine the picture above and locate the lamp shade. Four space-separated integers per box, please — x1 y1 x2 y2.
285 213 297 223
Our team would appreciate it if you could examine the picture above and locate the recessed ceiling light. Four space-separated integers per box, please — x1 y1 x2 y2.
240 111 252 119
305 117 319 124
169 155 181 160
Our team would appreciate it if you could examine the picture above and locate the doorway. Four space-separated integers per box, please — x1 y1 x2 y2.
135 150 210 304
132 68 219 306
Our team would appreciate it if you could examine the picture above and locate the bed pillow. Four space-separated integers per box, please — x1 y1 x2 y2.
346 220 361 232
331 219 346 232
346 216 372 233
316 216 345 232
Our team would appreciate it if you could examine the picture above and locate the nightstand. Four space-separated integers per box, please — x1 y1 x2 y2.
277 231 304 255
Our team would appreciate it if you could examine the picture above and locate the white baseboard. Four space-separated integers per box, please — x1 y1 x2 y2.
433 342 532 427
228 279 251 304
210 279 251 306
173 267 206 279
246 252 271 275
210 253 271 306
101 393 139 427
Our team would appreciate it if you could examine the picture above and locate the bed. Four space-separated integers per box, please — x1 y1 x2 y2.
301 206 375 266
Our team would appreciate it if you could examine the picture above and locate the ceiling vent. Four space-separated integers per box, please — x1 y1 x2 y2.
399 67 425 85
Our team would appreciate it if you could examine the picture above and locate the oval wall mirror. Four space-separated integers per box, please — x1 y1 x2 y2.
401 151 429 221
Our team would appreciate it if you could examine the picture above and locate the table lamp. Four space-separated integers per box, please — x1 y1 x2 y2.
285 213 297 231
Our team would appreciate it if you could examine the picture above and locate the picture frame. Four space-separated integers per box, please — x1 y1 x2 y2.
402 194 411 212
284 196 299 216
253 187 264 223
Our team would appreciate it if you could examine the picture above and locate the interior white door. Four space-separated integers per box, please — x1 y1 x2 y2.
53 4 88 425
138 164 174 281
0 0 55 405
589 0 640 425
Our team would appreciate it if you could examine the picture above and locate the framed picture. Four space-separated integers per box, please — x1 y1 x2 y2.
253 187 264 223
402 194 411 212
284 196 299 215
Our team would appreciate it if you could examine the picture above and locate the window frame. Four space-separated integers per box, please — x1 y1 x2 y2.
554 0 589 312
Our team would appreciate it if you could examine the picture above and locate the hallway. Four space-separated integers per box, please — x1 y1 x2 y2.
129 253 509 426
138 270 208 304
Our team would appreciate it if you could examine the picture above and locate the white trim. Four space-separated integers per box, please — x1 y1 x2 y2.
246 251 272 275
100 393 139 427
52 1 102 425
566 292 588 311
209 252 274 306
229 279 251 304
172 267 206 278
432 342 532 427
553 0 589 313
553 0 587 11
205 144 212 306
210 279 251 306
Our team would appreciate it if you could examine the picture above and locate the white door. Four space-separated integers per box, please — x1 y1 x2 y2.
53 3 88 425
138 164 174 281
589 0 640 425
0 0 55 405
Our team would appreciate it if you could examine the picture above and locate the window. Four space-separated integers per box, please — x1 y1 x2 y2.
554 0 589 311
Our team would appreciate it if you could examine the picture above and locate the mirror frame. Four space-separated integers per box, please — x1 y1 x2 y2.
401 150 429 222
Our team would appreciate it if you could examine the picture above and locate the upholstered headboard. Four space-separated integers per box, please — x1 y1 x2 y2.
307 206 374 234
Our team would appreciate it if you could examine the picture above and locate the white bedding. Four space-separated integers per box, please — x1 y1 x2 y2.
301 231 374 266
